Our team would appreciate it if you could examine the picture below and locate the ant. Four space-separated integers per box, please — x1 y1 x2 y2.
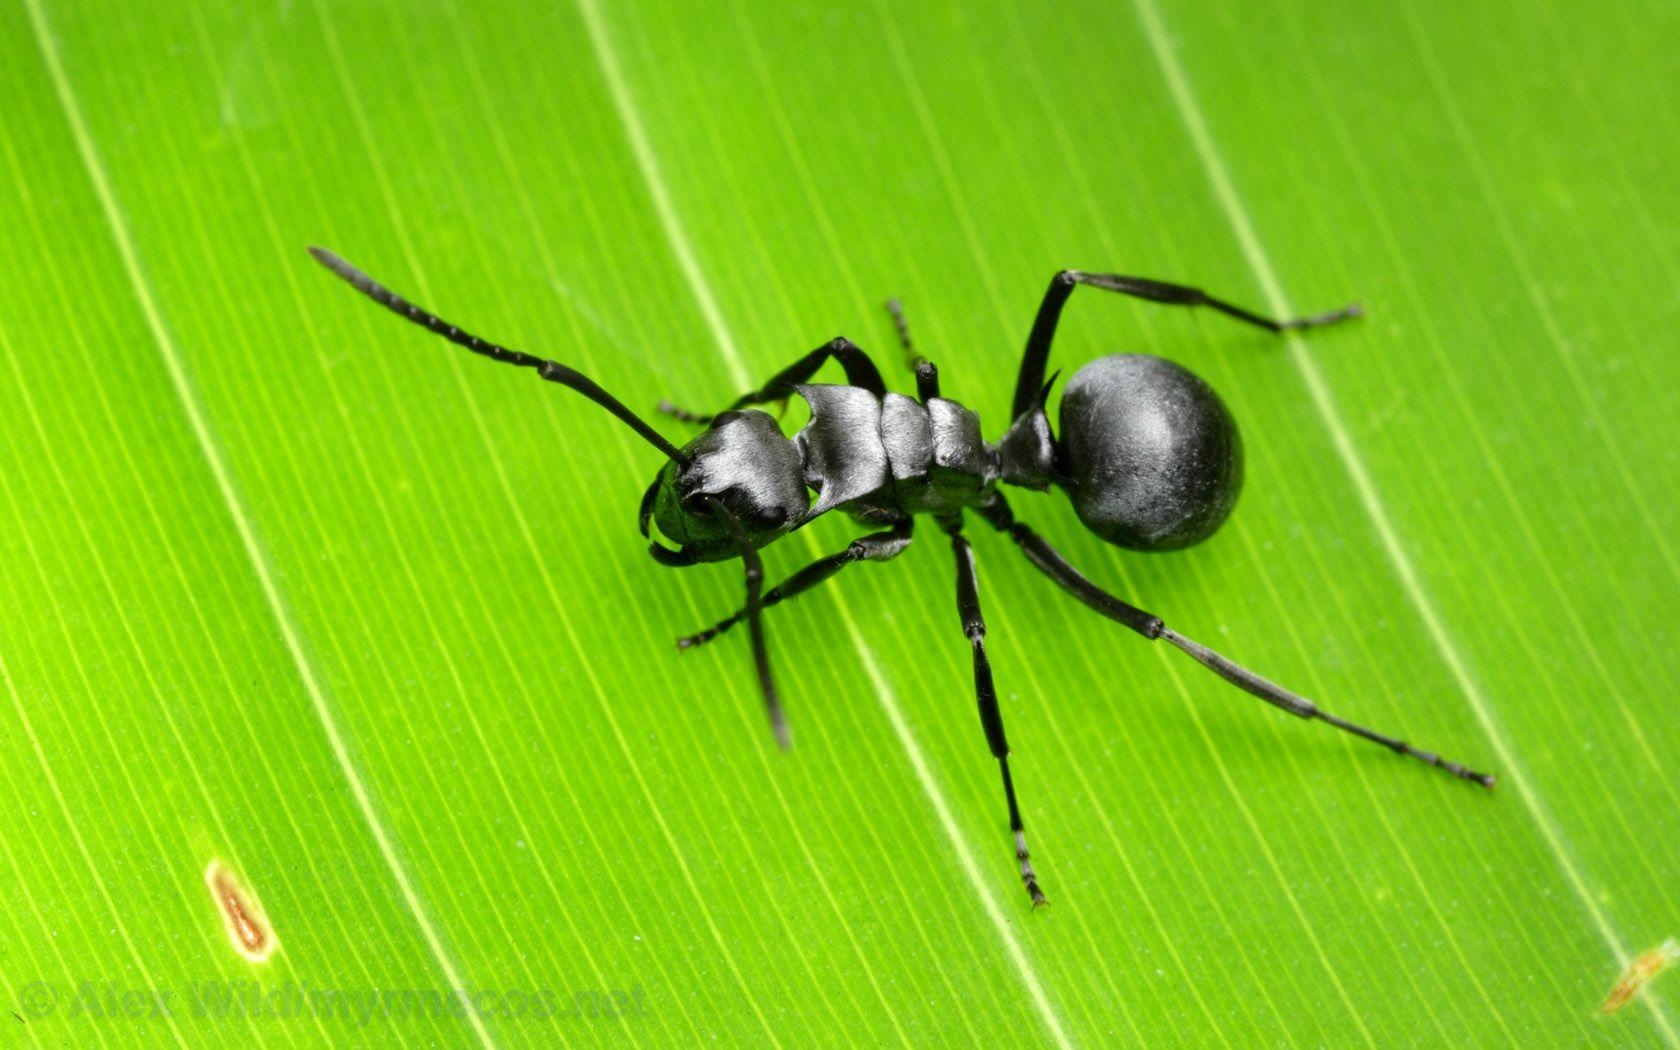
309 247 1495 908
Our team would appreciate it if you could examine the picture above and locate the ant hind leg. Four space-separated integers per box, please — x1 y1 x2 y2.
1010 269 1361 420
975 494 1496 788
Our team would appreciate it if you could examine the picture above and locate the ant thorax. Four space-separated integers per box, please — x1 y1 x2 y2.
792 384 1051 522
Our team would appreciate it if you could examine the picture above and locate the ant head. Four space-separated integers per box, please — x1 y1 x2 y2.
645 410 809 562
1051 354 1243 552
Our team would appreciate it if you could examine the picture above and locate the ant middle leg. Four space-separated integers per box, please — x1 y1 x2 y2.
940 514 1046 907
678 519 913 649
659 337 888 425
883 298 940 401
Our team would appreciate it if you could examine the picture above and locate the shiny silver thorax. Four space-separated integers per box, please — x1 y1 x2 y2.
793 384 1054 524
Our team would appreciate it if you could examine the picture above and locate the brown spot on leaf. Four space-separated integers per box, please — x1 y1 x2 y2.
206 861 276 963
1600 938 1677 1014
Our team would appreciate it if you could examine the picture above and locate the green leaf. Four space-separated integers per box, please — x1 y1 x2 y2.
3 0 1675 1044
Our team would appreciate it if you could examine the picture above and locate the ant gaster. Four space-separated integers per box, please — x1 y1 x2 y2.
310 247 1495 908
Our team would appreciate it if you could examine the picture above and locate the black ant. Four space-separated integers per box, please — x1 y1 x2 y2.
309 247 1495 908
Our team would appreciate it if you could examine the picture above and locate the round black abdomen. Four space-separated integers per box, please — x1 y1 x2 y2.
1057 354 1242 551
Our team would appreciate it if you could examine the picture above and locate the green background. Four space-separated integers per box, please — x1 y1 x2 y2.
2 0 1675 1045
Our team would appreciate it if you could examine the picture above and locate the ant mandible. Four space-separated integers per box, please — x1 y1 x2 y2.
309 246 1495 908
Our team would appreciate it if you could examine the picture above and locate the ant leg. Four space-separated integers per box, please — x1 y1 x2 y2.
658 337 888 425
883 298 940 401
941 515 1046 907
703 496 789 749
1011 269 1362 419
654 401 714 426
976 495 1497 788
679 520 913 649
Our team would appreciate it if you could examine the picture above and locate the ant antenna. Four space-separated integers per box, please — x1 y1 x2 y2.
308 247 691 467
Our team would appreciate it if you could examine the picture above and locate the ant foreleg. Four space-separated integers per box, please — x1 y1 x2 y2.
658 337 889 425
1011 269 1361 420
976 496 1496 788
884 298 940 401
655 400 715 425
678 521 913 649
703 496 787 749
943 516 1047 908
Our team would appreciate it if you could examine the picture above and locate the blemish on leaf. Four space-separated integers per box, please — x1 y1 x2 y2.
1599 938 1678 1014
205 861 276 963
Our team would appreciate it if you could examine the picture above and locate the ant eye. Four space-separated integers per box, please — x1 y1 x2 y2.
679 491 713 516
